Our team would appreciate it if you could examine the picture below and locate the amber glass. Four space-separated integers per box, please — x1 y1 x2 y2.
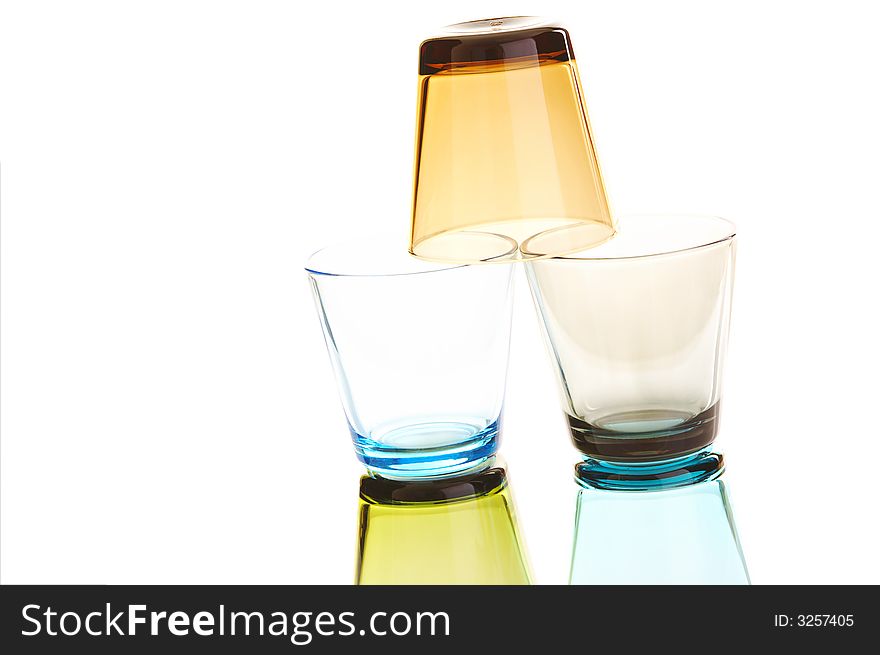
356 463 531 584
410 17 615 263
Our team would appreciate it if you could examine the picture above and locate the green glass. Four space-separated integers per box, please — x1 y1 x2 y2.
356 463 531 584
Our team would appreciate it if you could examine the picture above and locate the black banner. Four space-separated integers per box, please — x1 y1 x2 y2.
0 585 873 653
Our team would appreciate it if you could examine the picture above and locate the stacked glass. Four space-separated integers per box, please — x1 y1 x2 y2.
306 239 530 583
525 214 749 583
307 16 748 585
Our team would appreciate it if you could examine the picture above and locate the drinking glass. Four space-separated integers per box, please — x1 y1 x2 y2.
306 237 514 478
410 17 615 263
356 461 531 584
526 215 736 486
569 478 749 584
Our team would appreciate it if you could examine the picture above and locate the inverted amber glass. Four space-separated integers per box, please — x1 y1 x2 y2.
410 17 615 263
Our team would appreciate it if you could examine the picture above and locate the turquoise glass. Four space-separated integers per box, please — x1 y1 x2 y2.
570 471 749 585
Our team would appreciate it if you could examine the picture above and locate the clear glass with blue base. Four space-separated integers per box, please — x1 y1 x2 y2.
306 236 514 479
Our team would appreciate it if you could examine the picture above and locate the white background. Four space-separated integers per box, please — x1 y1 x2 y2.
2 0 878 584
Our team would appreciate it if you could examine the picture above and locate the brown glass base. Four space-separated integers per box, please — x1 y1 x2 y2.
567 403 720 463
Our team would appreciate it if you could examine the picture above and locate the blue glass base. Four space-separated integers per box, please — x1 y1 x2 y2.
575 448 724 491
570 471 750 584
351 418 499 479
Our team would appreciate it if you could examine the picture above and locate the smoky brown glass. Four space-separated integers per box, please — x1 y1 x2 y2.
526 215 737 464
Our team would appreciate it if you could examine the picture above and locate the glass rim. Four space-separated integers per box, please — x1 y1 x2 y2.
537 214 736 262
305 234 472 278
